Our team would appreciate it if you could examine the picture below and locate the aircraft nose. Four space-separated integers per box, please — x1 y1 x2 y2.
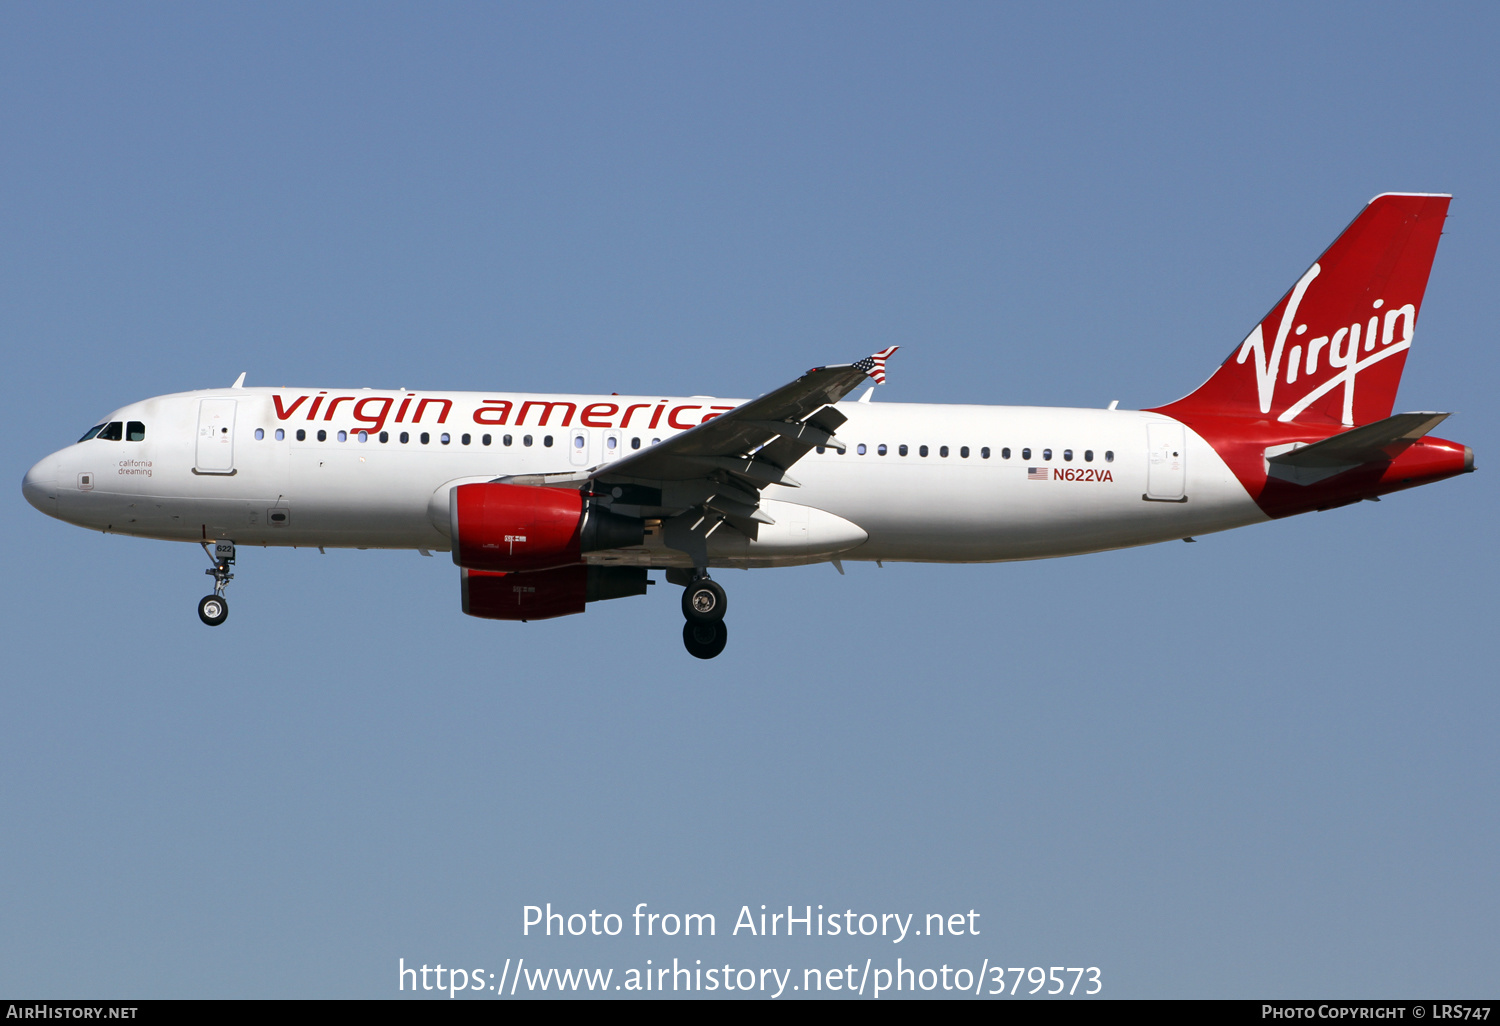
22 458 58 515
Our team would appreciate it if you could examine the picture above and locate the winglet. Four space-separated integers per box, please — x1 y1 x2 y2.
853 346 899 385
231 372 247 389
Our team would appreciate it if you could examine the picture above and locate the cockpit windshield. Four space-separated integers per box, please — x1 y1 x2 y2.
79 421 142 442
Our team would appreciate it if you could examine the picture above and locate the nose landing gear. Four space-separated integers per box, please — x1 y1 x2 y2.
199 540 234 626
680 572 728 659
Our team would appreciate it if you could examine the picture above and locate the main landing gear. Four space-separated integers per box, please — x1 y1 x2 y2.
198 540 234 627
681 573 728 659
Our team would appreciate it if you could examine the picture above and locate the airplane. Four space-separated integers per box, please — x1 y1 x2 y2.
21 193 1473 659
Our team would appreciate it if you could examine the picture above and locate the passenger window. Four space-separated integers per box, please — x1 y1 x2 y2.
1105 450 1114 462
857 444 867 455
1084 450 1093 462
1043 448 1052 460
379 431 389 443
1001 447 1011 459
337 430 348 442
275 428 285 441
440 433 451 445
296 429 306 441
78 424 105 442
461 433 471 445
817 445 826 454
1021 448 1031 459
1063 449 1072 461
652 438 661 445
543 435 553 447
919 445 929 457
317 429 327 442
97 422 123 441
939 445 949 457
255 428 265 441
606 436 616 451
420 432 431 444
503 434 513 446
631 437 641 449
482 434 492 446
357 431 368 442
523 435 533 447
960 446 969 458
877 444 887 455
127 421 146 441
980 447 990 459
899 444 908 456
400 431 410 444
574 434 584 449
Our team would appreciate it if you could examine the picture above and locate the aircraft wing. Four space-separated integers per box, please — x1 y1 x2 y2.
499 347 897 545
594 354 891 482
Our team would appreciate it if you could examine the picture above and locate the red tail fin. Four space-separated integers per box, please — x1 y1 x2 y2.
1152 194 1450 427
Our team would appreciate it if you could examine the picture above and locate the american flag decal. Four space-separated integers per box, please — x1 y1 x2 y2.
852 346 899 385
1028 467 1049 481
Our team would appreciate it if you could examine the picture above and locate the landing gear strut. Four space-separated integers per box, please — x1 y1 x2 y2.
680 571 728 659
199 540 234 627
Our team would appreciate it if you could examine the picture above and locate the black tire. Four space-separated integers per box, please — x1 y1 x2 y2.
681 577 727 624
198 594 228 627
682 620 728 660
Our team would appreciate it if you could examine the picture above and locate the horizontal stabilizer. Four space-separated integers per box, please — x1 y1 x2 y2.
1268 412 1450 468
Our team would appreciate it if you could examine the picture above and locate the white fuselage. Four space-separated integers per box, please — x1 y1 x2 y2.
24 386 1268 566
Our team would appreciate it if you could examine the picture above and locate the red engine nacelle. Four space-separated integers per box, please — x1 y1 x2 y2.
462 565 652 621
450 482 644 572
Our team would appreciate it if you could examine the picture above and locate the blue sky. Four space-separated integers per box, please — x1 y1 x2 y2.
3 3 1497 998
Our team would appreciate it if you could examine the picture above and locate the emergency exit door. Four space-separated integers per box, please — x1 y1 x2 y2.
570 429 591 466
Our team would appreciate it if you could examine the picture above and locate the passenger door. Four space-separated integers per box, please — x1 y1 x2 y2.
1145 421 1186 501
195 399 237 474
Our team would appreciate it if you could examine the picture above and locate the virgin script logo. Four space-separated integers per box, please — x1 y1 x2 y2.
1235 263 1417 425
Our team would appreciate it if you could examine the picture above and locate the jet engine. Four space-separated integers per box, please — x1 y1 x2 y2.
449 482 644 572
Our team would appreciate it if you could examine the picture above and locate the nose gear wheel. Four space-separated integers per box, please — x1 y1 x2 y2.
198 595 228 626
